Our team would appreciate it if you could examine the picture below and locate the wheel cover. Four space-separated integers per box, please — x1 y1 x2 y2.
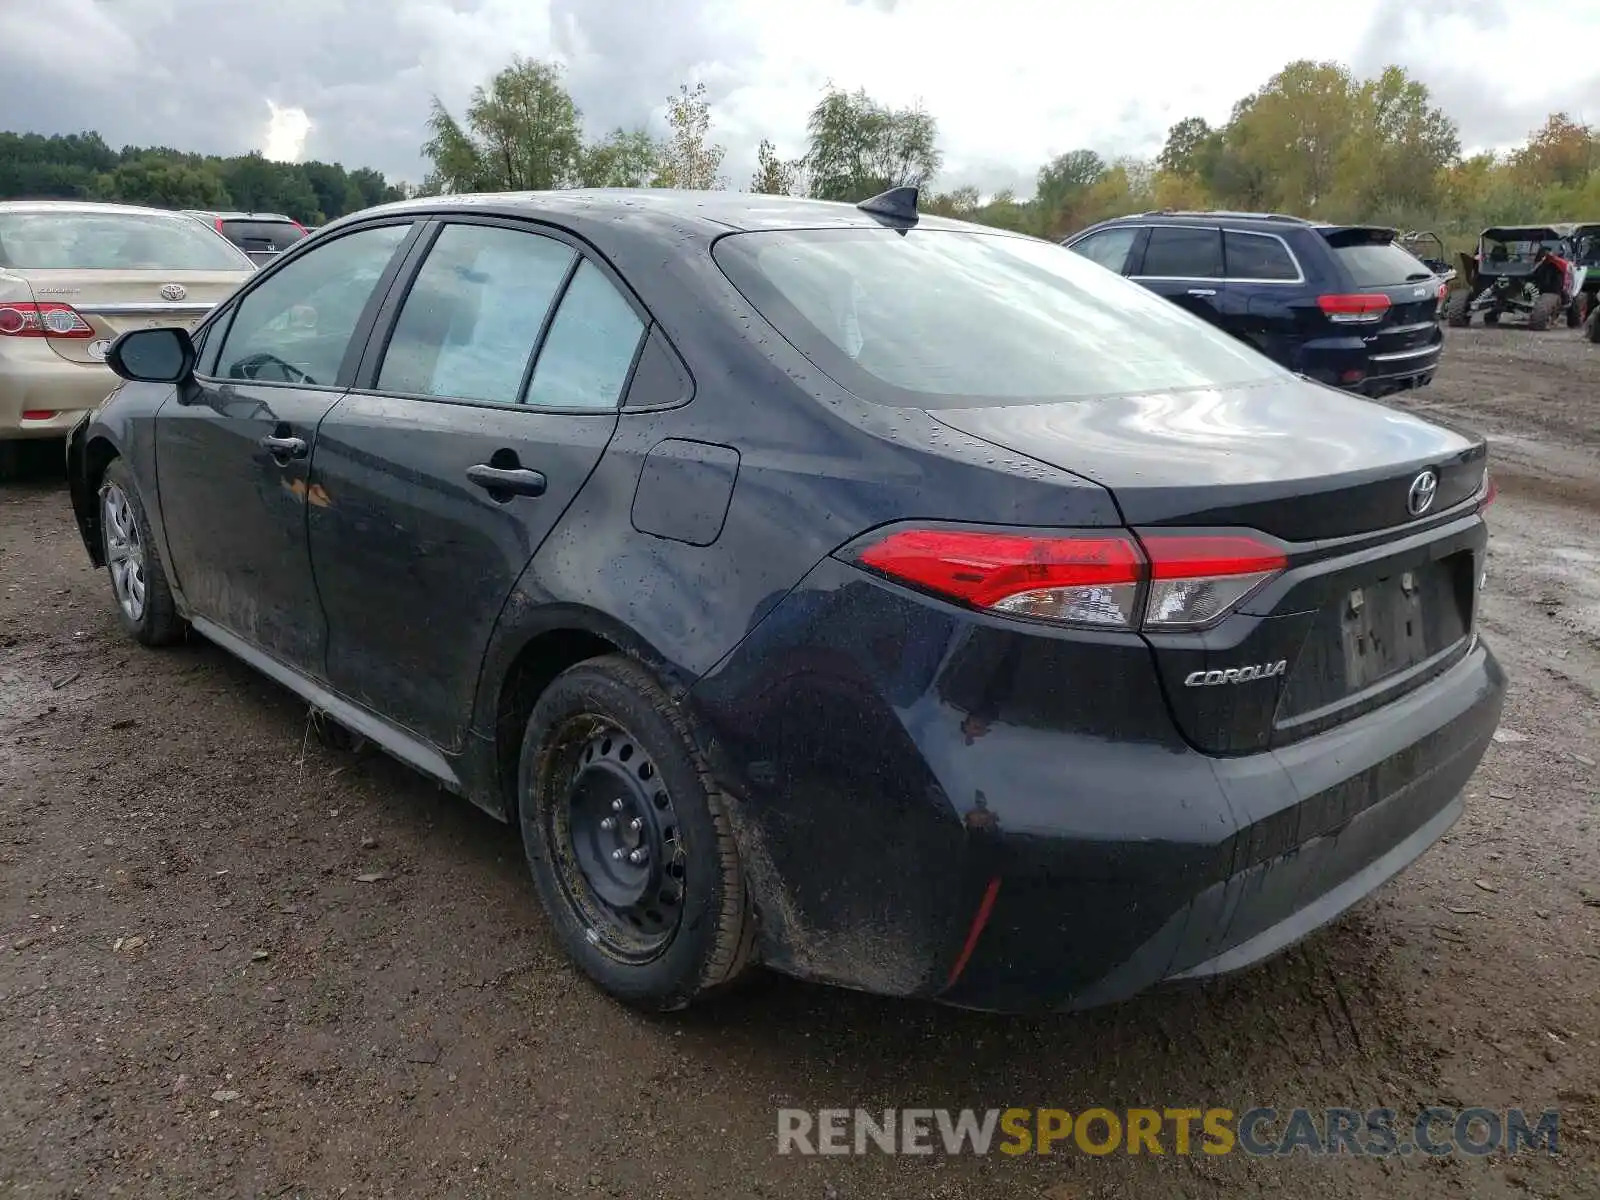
102 483 147 623
547 719 685 962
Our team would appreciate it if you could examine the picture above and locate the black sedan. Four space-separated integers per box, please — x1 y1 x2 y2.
64 188 1505 1014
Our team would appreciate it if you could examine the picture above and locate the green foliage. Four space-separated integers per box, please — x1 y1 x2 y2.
654 83 726 189
0 130 402 222
749 138 802 195
423 56 585 193
578 128 663 188
803 86 942 202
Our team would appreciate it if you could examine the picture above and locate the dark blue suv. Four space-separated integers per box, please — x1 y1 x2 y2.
1064 211 1447 397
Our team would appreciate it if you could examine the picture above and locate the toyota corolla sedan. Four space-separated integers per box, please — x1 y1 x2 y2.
64 188 1504 1014
0 200 254 479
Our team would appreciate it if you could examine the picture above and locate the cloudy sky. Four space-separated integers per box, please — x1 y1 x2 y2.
1 0 1596 194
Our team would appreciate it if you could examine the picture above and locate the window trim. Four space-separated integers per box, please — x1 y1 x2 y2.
193 217 425 393
349 213 654 417
1073 222 1307 286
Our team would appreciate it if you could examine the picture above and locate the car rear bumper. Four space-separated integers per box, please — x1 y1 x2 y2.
1296 333 1442 396
0 351 118 439
690 558 1504 1013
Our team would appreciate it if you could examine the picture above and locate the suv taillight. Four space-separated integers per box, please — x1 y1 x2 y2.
844 526 1287 632
1318 293 1390 324
0 302 95 338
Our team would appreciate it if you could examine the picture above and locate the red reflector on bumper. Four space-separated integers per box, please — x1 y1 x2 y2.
21 410 57 420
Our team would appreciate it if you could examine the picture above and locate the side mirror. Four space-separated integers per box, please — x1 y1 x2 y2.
105 327 195 385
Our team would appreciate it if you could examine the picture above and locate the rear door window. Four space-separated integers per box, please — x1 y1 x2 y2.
378 222 575 405
523 260 645 410
1223 231 1299 281
1137 226 1223 279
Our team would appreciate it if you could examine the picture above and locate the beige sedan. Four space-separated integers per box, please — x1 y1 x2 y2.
0 200 255 478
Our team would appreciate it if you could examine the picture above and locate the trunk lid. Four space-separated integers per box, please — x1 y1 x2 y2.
11 269 247 365
930 376 1489 754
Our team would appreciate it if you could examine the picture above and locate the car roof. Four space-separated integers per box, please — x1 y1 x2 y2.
1083 210 1319 235
0 199 203 218
1482 224 1574 240
330 188 994 239
185 210 297 222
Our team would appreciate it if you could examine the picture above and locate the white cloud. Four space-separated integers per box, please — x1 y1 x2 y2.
262 102 312 162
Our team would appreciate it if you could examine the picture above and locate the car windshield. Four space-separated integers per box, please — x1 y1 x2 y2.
713 227 1282 408
0 210 248 271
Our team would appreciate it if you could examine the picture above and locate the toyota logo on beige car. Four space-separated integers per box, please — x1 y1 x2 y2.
159 283 188 302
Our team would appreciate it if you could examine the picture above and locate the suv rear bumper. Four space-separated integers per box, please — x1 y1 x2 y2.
1298 333 1443 397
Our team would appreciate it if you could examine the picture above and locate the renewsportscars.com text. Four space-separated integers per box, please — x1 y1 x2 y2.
776 1107 1560 1158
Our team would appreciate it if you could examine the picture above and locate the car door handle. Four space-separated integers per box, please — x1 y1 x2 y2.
1187 288 1217 297
259 434 308 459
466 464 547 498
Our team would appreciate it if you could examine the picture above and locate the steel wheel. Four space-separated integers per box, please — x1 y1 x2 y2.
547 719 686 963
102 482 147 622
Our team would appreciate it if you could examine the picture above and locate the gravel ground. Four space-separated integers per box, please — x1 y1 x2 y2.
2 328 1598 1199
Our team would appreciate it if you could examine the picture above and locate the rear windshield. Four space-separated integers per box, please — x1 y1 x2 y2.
713 227 1282 407
220 220 306 252
0 210 249 271
1329 241 1437 287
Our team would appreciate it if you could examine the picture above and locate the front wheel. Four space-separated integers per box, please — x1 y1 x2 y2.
100 459 184 645
1571 293 1591 328
518 655 755 1011
1444 291 1472 328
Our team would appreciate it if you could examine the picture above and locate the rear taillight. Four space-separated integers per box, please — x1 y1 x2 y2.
1140 534 1288 630
214 217 226 234
1318 293 1390 324
845 526 1286 631
1437 282 1449 304
292 220 308 234
1479 470 1498 511
0 302 95 339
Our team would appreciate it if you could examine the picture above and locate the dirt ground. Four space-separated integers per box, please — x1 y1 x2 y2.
2 328 1598 1200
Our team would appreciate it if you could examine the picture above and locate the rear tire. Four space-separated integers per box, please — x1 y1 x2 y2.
1572 293 1591 328
1444 291 1472 328
0 439 20 483
1588 307 1600 343
517 654 754 1012
100 459 185 646
1529 293 1561 331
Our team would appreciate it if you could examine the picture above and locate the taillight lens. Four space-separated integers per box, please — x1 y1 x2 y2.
0 302 95 338
1437 282 1449 304
845 526 1286 631
852 528 1145 627
1140 534 1288 630
1318 293 1390 324
1479 470 1497 511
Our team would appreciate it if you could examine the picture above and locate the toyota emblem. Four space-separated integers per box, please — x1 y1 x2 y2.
159 282 188 302
1407 469 1439 517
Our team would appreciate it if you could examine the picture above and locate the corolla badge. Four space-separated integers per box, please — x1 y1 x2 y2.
1407 469 1439 516
159 282 188 302
1184 661 1287 687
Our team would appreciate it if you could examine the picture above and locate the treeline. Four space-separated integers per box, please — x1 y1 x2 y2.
0 131 405 223
422 57 1600 243
6 57 1597 239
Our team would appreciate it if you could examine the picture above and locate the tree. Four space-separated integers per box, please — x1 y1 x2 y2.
1512 113 1597 190
803 86 942 202
1341 66 1460 215
94 158 230 210
422 56 584 193
1035 149 1105 232
578 127 661 187
749 138 802 195
1157 117 1214 175
1225 60 1360 213
654 83 725 190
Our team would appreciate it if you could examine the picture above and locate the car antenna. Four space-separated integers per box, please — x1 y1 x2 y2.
857 185 919 225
